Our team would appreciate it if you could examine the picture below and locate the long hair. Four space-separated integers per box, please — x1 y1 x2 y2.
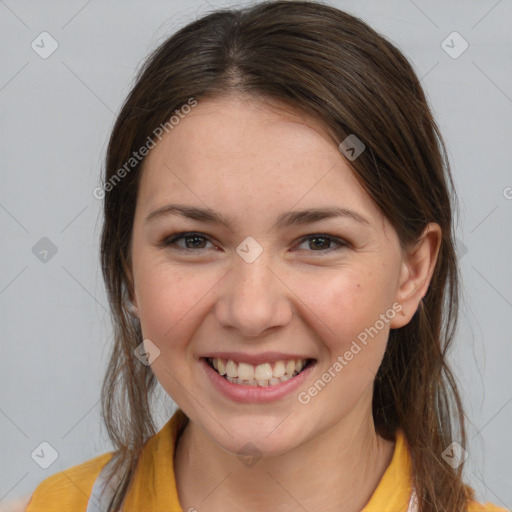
99 1 474 510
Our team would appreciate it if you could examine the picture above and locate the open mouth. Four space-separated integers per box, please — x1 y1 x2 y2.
204 357 316 387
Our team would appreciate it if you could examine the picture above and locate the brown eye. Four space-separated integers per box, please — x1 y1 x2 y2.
295 234 348 253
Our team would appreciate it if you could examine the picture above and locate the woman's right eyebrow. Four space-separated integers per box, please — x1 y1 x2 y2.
145 203 370 230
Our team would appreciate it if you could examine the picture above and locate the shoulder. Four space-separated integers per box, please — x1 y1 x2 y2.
467 500 510 511
25 451 114 511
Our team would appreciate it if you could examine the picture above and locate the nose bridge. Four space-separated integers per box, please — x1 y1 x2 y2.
217 243 291 337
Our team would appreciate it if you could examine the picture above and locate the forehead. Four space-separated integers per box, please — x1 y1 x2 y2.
136 95 383 227
145 95 337 168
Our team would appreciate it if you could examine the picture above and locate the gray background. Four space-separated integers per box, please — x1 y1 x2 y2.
1 0 511 508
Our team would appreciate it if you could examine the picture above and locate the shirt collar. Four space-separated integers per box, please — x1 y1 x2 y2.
124 408 413 511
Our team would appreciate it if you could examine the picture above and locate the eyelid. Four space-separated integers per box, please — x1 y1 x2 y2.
160 231 216 249
159 231 350 253
295 233 350 252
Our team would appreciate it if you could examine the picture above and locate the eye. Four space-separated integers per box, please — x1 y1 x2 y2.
160 231 349 254
160 232 215 251
294 234 349 253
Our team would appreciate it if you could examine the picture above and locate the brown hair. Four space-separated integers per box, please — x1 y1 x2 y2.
99 1 475 510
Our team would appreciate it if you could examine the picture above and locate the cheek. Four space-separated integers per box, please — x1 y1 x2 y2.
301 266 392 326
134 260 203 353
134 263 212 401
293 268 395 364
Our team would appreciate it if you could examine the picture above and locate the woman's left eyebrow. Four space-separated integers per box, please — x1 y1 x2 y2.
145 203 370 229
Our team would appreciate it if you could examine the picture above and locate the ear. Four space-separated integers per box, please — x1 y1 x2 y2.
128 296 140 318
123 254 140 318
389 223 442 328
127 279 140 318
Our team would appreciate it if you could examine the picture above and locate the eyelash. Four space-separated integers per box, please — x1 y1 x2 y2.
159 231 349 255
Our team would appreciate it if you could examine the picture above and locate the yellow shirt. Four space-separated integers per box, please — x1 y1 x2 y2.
26 408 508 511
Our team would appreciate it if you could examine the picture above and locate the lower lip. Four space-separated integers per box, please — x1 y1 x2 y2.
201 358 316 403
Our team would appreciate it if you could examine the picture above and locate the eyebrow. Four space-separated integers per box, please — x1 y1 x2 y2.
145 203 370 229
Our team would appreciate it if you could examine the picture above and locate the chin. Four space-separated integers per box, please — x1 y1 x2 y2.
204 415 308 459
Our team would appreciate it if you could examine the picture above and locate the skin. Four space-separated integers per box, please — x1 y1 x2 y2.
128 95 441 512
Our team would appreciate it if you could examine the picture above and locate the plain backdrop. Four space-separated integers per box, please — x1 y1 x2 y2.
1 0 511 508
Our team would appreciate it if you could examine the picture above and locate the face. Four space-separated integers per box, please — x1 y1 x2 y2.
129 95 410 457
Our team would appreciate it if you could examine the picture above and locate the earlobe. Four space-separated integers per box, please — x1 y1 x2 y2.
128 301 140 318
389 223 441 329
124 271 140 318
127 285 140 317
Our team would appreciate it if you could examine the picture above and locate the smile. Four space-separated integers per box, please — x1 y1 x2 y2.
205 357 315 387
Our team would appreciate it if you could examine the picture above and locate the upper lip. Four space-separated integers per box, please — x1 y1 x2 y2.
201 352 315 365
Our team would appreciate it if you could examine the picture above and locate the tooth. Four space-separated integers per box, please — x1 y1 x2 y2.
217 359 226 375
272 361 285 378
285 360 296 375
226 360 237 378
254 363 272 380
214 358 307 385
238 362 254 381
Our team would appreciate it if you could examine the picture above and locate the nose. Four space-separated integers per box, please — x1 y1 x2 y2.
214 249 293 338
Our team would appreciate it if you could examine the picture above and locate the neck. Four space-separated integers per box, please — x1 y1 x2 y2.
174 407 395 512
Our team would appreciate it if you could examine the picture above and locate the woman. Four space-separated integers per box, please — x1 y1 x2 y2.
25 1 508 511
